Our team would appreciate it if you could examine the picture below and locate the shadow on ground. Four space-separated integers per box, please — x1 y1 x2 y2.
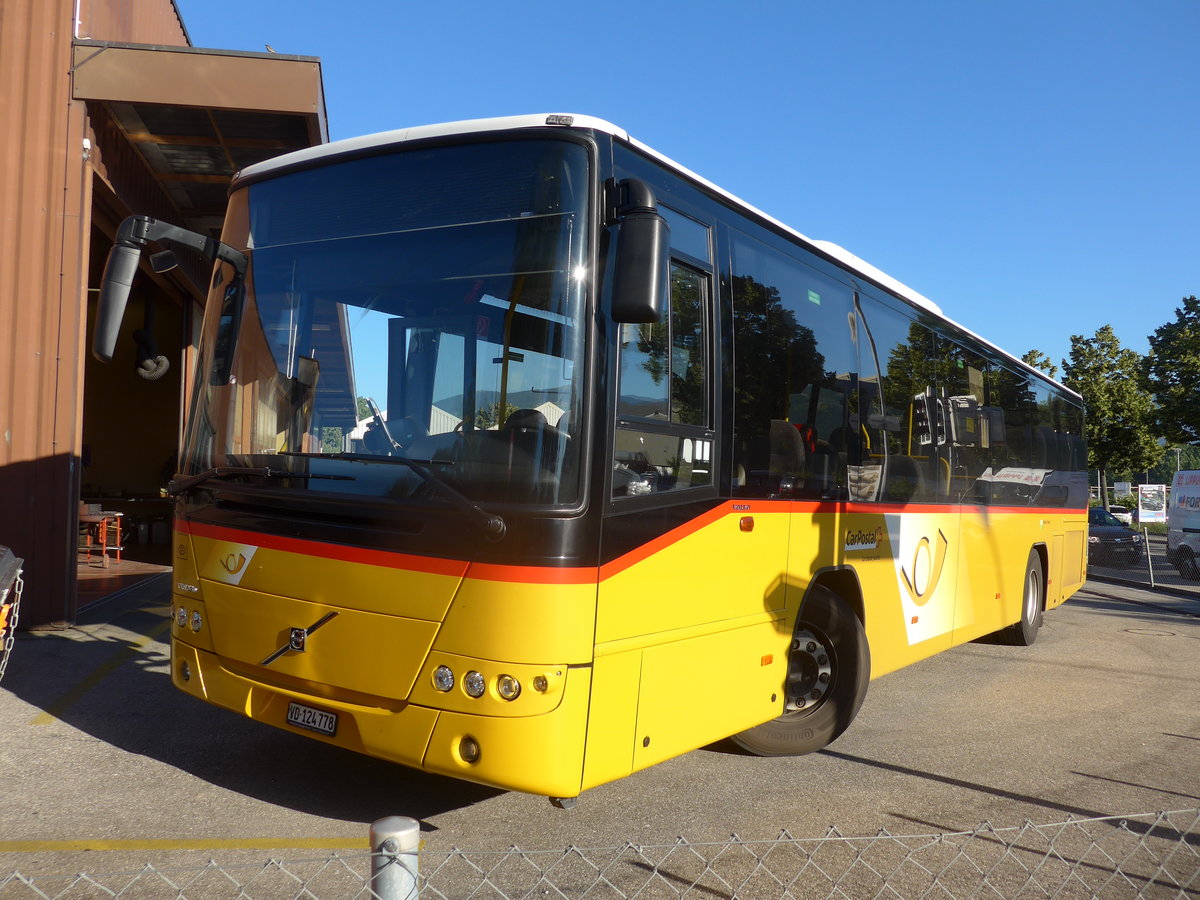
5 578 500 828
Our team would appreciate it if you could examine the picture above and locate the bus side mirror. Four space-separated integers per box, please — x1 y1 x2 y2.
92 215 247 373
93 240 143 363
609 179 670 324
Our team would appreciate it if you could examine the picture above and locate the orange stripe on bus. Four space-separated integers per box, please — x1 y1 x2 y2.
176 498 1081 587
178 519 470 578
598 503 747 580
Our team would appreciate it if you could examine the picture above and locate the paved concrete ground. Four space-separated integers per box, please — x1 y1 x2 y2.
1 574 1197 885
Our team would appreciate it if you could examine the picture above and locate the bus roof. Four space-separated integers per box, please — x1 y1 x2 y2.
235 113 1076 398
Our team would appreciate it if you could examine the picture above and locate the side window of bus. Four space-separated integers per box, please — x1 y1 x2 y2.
1031 382 1088 506
988 364 1034 472
942 344 997 500
614 253 714 499
858 298 943 503
729 231 857 500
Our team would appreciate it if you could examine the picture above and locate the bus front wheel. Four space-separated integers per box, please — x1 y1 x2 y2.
732 586 870 757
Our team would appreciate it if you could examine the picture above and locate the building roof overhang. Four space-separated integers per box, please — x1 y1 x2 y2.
72 40 327 239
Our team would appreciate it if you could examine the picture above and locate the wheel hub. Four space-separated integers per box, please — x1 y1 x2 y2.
784 627 833 712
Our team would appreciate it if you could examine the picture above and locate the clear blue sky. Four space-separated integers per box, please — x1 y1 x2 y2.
180 0 1197 378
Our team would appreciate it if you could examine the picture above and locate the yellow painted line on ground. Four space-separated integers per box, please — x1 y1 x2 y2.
0 837 368 852
30 618 173 726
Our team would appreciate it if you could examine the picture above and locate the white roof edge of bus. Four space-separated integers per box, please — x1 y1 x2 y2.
236 113 1079 399
236 113 632 182
239 114 943 316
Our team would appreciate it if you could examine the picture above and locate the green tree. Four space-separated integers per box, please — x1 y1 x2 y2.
475 400 519 430
321 426 344 454
1144 295 1200 446
1061 325 1161 502
1021 349 1058 379
1145 443 1200 485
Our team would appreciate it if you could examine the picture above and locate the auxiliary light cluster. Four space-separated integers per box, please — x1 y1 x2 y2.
433 665 551 701
175 604 203 633
173 604 204 685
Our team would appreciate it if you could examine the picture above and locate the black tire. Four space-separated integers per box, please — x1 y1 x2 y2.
1005 549 1044 646
1174 548 1199 581
732 585 870 757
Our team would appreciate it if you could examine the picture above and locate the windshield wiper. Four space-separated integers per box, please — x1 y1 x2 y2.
168 466 355 497
277 451 507 540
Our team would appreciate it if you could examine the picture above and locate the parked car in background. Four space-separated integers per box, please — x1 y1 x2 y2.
1088 507 1144 568
1108 505 1133 525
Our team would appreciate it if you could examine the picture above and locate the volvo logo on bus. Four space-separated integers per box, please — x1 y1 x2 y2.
260 611 339 666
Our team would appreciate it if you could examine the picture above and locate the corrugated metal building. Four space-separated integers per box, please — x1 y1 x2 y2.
0 0 327 627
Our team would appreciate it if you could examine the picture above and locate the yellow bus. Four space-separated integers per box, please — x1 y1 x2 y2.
94 114 1089 805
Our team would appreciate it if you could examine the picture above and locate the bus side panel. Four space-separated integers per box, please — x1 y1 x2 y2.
589 505 792 782
836 508 958 679
631 622 787 772
951 508 1087 645
580 652 640 791
1055 515 1088 604
595 505 790 646
953 509 1026 642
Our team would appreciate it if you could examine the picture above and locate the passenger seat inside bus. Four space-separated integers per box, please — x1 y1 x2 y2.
768 420 806 497
884 455 926 502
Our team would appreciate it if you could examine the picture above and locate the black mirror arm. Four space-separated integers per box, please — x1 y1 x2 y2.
94 216 248 364
115 215 247 277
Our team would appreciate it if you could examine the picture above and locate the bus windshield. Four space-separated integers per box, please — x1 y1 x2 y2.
182 138 590 507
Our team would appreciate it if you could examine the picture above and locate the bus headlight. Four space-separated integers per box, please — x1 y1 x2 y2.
433 666 455 692
463 670 486 698
497 674 521 701
190 611 203 632
176 606 187 627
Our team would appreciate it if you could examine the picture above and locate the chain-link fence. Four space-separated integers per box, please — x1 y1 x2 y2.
1089 529 1200 597
3 808 1197 899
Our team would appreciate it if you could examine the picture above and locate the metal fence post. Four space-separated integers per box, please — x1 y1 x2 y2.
1144 527 1155 587
370 816 420 899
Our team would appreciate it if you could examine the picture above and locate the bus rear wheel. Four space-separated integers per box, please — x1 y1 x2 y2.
732 586 869 757
1004 549 1044 646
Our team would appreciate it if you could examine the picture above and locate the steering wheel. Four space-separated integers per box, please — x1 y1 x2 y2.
364 398 403 454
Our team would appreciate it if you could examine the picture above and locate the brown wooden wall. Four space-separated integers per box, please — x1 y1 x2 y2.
0 0 91 624
1 0 324 627
0 0 188 625
77 0 189 45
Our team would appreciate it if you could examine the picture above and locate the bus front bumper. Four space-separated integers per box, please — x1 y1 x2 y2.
170 639 592 798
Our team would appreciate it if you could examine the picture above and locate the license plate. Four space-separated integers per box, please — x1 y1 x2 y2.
286 701 337 736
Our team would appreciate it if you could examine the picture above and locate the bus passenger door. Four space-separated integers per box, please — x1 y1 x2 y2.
587 237 789 788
